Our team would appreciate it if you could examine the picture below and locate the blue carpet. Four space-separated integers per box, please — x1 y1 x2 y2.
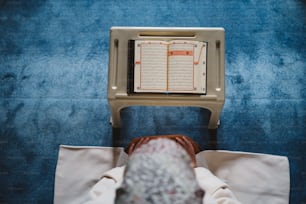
0 0 305 203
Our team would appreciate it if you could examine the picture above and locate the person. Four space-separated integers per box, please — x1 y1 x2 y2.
84 135 242 204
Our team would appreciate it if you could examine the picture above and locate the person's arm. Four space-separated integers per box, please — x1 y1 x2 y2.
83 166 125 204
195 167 242 204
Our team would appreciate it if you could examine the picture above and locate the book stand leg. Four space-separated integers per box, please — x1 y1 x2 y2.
109 104 123 128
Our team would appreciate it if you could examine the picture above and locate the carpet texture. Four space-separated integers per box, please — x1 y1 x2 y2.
0 0 305 203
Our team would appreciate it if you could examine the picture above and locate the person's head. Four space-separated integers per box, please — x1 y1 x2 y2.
116 138 204 204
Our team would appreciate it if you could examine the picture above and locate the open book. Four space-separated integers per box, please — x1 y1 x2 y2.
131 40 207 94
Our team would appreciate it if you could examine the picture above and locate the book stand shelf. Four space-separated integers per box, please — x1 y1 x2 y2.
107 27 225 129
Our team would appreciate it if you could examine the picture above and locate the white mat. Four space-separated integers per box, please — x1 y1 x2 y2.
54 145 290 204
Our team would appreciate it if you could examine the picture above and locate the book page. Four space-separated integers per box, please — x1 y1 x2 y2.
168 41 195 92
167 40 207 93
134 41 168 92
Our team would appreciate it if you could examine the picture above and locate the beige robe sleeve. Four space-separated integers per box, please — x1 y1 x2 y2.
83 166 125 204
195 167 242 204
